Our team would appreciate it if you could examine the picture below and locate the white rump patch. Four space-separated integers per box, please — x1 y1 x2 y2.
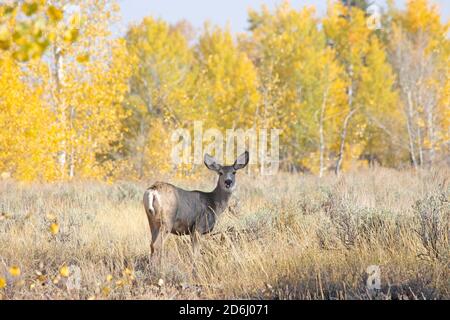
145 189 160 214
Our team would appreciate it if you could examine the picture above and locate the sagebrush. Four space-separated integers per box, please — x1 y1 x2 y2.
0 167 449 299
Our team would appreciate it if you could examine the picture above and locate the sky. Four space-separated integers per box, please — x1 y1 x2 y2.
117 0 449 34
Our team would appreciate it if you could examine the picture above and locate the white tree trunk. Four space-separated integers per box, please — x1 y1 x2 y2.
405 90 418 169
54 46 67 178
319 87 329 178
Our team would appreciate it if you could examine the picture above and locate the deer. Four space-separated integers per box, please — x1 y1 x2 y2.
143 151 249 268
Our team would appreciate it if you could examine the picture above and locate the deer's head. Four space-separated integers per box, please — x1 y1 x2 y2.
204 151 249 193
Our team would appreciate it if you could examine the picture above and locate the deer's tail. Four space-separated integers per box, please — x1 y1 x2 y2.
144 188 160 215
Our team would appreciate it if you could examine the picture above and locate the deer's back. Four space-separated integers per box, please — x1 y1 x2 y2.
148 182 213 235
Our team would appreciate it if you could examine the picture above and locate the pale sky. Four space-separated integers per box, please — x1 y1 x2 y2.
117 0 449 35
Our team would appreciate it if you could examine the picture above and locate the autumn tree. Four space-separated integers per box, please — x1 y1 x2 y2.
0 0 447 182
247 4 347 174
7 0 130 180
0 0 73 61
323 1 399 173
195 24 260 130
124 17 196 177
388 0 449 167
0 53 57 181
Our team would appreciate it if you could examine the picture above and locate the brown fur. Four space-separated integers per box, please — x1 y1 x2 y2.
143 152 249 266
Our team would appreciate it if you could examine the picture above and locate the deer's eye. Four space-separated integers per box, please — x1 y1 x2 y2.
232 172 236 175
219 172 223 176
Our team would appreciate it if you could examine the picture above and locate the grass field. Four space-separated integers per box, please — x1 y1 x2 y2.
0 167 448 300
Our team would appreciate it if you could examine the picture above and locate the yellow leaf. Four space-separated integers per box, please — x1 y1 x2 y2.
47 31 56 42
1 5 16 16
22 1 39 16
0 278 6 289
12 49 29 62
49 222 59 235
63 28 79 43
123 268 132 276
0 39 11 50
101 286 111 296
9 266 21 277
59 265 69 277
76 54 90 63
0 26 11 50
106 274 113 282
47 5 63 22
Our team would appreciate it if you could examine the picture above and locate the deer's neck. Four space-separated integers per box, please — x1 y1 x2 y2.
210 183 232 215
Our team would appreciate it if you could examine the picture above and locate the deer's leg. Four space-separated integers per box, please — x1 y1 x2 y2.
190 231 201 278
150 223 160 256
149 221 163 263
152 223 169 273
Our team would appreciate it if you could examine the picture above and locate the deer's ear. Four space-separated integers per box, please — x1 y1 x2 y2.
204 154 221 172
233 151 249 170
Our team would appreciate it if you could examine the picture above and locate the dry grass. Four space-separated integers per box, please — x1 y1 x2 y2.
0 167 448 300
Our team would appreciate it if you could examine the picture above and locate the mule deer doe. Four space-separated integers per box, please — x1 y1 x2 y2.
143 151 249 267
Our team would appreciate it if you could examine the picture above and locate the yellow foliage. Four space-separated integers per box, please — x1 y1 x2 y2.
76 53 89 63
49 222 59 235
9 266 21 277
0 0 447 179
249 3 347 169
390 0 449 164
0 1 67 60
59 265 69 277
47 5 63 22
102 286 111 296
0 54 58 181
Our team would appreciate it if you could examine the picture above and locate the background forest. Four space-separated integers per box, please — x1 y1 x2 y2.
0 0 448 181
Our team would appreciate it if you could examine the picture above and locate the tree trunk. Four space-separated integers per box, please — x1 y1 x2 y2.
54 46 67 179
335 108 357 176
319 87 329 178
426 102 435 166
417 125 424 166
138 117 147 179
69 105 75 179
335 64 355 176
405 90 418 169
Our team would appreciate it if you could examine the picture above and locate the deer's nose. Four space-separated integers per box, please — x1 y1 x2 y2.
225 179 232 186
